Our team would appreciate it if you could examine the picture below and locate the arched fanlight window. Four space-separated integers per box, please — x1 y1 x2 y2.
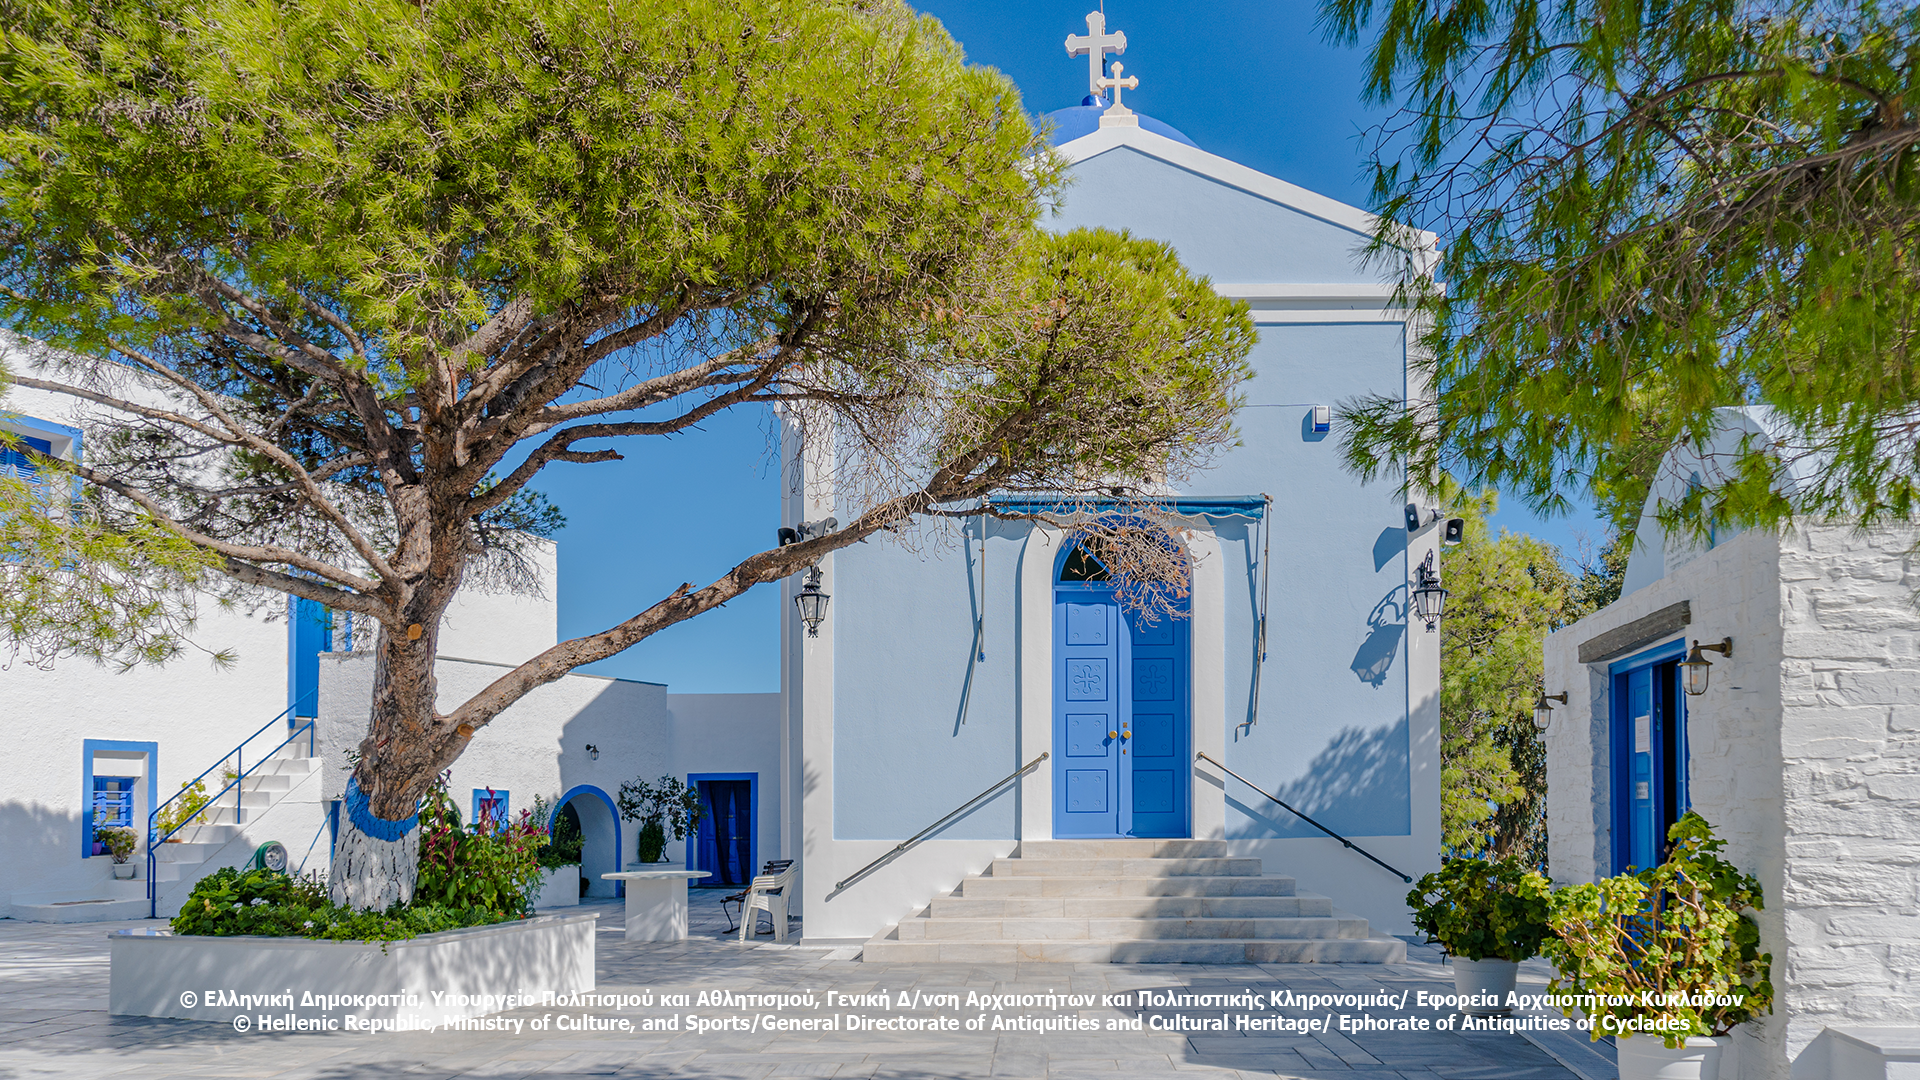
1058 544 1111 582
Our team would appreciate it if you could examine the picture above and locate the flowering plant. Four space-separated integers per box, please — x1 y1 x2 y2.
413 773 546 916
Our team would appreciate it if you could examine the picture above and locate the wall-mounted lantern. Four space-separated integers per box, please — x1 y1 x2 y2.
1681 638 1733 696
794 567 830 638
585 744 599 761
1533 691 1569 732
1411 551 1448 632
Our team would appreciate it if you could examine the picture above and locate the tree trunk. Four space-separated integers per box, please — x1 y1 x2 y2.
328 617 460 908
329 783 421 910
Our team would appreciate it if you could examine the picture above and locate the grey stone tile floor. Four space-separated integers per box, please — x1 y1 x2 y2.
0 888 1603 1080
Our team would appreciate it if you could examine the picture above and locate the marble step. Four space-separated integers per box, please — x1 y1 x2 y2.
897 913 1373 941
958 874 1294 898
926 892 1333 919
988 857 1263 878
861 935 1408 964
1015 839 1230 859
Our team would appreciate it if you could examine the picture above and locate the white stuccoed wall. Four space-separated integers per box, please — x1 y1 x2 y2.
1545 519 1920 1080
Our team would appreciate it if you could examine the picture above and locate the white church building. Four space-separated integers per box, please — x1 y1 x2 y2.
1543 406 1920 1080
3 15 1442 962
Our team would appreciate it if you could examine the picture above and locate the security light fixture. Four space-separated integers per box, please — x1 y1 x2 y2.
585 744 599 761
1533 691 1569 733
1411 551 1448 632
1311 405 1331 434
1681 638 1733 696
794 567 830 638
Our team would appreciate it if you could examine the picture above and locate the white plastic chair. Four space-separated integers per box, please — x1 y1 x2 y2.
739 862 797 942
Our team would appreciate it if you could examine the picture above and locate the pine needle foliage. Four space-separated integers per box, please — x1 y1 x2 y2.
1323 0 1920 538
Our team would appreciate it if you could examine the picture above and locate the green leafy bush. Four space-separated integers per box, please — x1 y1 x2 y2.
170 867 514 944
531 794 581 869
617 776 702 863
1543 813 1774 1046
1407 855 1553 961
413 778 545 915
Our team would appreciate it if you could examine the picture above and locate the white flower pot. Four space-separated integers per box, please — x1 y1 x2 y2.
111 863 136 880
1451 957 1519 1015
533 865 579 908
1615 1034 1723 1080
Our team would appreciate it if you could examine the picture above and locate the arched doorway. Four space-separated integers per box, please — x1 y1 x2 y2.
1051 536 1192 838
552 785 622 898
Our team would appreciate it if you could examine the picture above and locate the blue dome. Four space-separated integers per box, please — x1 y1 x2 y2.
1041 99 1198 148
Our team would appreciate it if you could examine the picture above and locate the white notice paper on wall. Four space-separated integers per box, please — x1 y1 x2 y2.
1635 716 1651 753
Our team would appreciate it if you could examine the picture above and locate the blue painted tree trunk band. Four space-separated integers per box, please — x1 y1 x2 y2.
344 775 419 840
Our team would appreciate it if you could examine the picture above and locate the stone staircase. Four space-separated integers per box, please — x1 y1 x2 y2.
860 839 1406 964
13 738 324 923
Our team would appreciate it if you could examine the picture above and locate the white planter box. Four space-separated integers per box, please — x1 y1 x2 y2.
1616 1034 1722 1080
109 911 597 1024
534 865 580 908
1451 957 1520 1015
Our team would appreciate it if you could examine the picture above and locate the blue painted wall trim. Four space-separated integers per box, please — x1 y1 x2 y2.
81 739 158 857
552 785 622 898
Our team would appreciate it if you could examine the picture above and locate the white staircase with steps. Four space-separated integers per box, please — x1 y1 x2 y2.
860 839 1406 964
13 737 323 923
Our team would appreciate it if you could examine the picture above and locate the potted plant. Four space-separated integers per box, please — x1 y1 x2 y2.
96 823 139 878
1407 855 1552 1015
528 794 581 907
1544 812 1773 1080
616 776 703 864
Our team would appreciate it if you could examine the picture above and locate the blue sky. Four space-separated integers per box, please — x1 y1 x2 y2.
551 1 1606 692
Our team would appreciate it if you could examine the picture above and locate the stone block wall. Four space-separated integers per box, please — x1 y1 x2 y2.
1777 524 1920 1072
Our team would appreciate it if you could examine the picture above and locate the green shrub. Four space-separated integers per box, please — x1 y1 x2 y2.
1407 855 1553 962
617 775 702 863
531 794 581 868
413 778 545 915
1543 813 1774 1046
170 867 513 944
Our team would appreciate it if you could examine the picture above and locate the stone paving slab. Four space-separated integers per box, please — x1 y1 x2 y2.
0 889 1601 1080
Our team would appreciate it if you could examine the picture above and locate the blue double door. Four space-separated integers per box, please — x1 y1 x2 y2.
1053 582 1191 838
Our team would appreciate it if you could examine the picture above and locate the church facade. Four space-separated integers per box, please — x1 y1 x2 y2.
780 52 1444 945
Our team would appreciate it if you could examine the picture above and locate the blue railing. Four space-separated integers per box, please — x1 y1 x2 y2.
147 693 317 918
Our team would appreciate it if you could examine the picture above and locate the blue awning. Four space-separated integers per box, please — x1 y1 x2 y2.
983 496 1268 520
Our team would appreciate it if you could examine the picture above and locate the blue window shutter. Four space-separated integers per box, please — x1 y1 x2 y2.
1 435 53 480
92 776 135 828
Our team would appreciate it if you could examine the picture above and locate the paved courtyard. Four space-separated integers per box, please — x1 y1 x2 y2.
0 891 1615 1080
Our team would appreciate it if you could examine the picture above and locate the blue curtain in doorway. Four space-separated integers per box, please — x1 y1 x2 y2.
697 781 752 887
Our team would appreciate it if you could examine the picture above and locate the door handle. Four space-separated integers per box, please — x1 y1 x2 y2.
1120 730 1130 740
1109 731 1118 739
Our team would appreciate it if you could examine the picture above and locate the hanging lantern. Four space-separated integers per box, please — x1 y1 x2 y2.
794 567 830 638
1681 638 1733 696
1411 551 1448 631
1533 691 1568 732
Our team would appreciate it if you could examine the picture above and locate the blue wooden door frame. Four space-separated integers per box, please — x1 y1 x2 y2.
1050 546 1191 838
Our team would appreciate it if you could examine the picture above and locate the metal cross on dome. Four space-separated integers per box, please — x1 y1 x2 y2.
1064 11 1126 99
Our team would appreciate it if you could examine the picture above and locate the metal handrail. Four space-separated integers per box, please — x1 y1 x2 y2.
1195 751 1413 883
147 694 318 917
835 752 1049 891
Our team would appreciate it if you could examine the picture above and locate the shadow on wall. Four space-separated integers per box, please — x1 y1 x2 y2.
0 800 83 897
1228 721 1410 838
1350 587 1406 687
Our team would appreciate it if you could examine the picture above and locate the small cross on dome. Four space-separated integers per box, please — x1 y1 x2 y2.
1097 61 1139 114
1064 11 1126 99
